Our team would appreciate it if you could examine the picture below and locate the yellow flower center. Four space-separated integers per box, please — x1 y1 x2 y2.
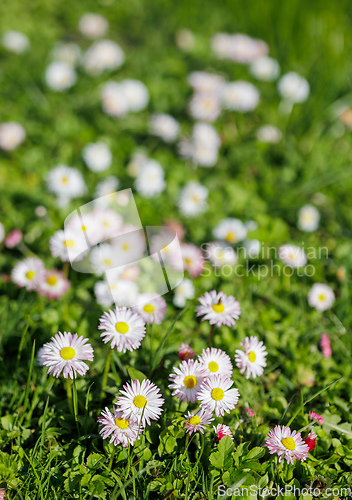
64 239 75 247
189 416 201 425
184 257 191 265
212 303 224 313
143 304 155 314
46 275 58 286
226 231 236 243
288 253 295 260
281 437 296 451
191 195 200 203
62 177 68 183
25 270 35 280
184 375 197 389
104 259 112 266
318 294 325 301
115 417 129 429
208 361 219 373
82 226 87 231
115 321 129 334
122 243 129 251
211 388 224 401
133 395 147 408
60 347 75 360
248 351 256 363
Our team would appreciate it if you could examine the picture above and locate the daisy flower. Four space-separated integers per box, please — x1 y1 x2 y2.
65 211 102 246
46 165 86 204
150 113 179 143
221 81 259 112
82 142 112 172
178 342 196 361
4 229 22 248
192 143 218 167
98 307 146 353
132 294 167 324
169 359 207 403
83 40 124 75
11 257 45 291
178 181 208 217
308 411 324 425
79 13 108 39
193 122 221 149
188 72 225 95
265 426 309 464
41 331 94 379
90 243 117 275
214 424 233 441
308 283 335 312
45 61 76 91
51 42 81 67
0 122 26 151
49 229 87 263
278 244 307 268
189 93 221 122
117 378 164 427
173 279 195 308
297 205 320 232
197 374 240 417
121 79 149 112
98 406 140 448
213 218 247 244
95 176 119 199
38 269 70 299
196 290 241 327
134 159 165 198
320 333 332 359
256 125 282 144
250 56 280 81
235 336 267 379
184 407 214 435
2 30 29 53
211 33 268 63
101 81 129 117
172 243 204 278
199 347 233 378
206 241 238 268
278 72 310 103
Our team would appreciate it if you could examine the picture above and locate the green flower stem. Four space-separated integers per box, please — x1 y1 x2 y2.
101 348 113 401
65 377 73 415
72 376 80 436
108 446 116 470
208 324 215 346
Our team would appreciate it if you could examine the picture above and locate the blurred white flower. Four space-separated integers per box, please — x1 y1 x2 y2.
90 243 117 275
150 114 179 143
206 242 238 268
178 181 208 217
222 81 259 112
95 176 119 199
120 79 149 112
82 142 112 172
243 239 261 258
256 125 282 143
2 30 29 53
278 244 307 268
135 159 165 198
0 122 26 151
175 29 195 51
297 205 320 232
45 61 76 91
79 13 108 39
101 82 129 117
250 56 280 81
51 42 81 67
173 279 195 307
83 40 124 75
188 72 226 95
189 93 221 122
211 33 268 63
47 165 86 203
193 123 221 148
278 72 310 103
180 123 220 167
127 152 148 177
213 218 248 244
308 283 335 312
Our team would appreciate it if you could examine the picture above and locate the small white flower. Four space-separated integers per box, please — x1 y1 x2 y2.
196 290 241 327
178 181 208 217
79 13 108 39
192 143 219 167
117 379 164 427
2 30 29 53
199 347 233 378
49 229 87 263
84 40 124 75
173 279 195 308
82 142 112 172
250 56 280 81
188 72 226 95
256 125 282 143
198 374 240 417
90 243 117 275
66 211 102 246
189 93 221 122
235 336 267 379
278 72 310 103
47 165 86 203
213 218 248 244
132 293 167 324
41 331 94 379
297 205 320 232
222 81 259 112
175 29 195 51
308 283 335 312
51 42 81 67
169 359 207 403
95 176 119 199
265 425 309 465
0 122 26 151
38 270 70 299
11 257 45 291
206 242 238 268
101 81 129 117
98 406 140 447
150 114 179 142
45 61 76 91
98 307 146 353
135 159 165 198
278 244 307 268
211 33 268 63
184 407 214 435
121 79 149 112
193 123 221 148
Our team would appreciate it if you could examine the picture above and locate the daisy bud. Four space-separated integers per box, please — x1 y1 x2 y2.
178 342 196 361
304 432 317 452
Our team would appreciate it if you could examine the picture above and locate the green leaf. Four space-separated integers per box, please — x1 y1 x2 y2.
209 436 234 469
244 447 266 460
127 366 147 383
86 453 105 469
